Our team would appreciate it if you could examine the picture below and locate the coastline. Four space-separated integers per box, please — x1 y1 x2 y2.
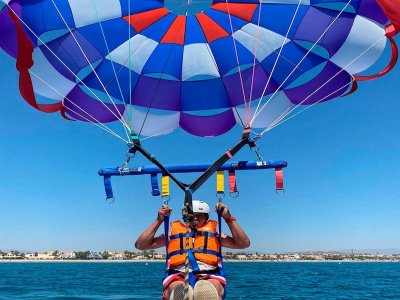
1 259 399 263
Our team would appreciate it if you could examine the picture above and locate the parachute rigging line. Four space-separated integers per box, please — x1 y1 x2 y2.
30 70 128 143
91 0 128 112
250 0 352 126
5 4 131 140
251 0 303 125
224 0 250 124
184 2 247 129
50 0 131 133
137 16 188 138
262 34 387 135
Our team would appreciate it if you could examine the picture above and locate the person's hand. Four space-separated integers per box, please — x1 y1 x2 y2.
157 205 172 222
215 203 231 220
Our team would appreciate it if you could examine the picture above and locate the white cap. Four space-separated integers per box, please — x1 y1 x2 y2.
192 200 210 214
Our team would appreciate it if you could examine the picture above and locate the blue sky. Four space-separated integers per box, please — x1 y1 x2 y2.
1 36 400 254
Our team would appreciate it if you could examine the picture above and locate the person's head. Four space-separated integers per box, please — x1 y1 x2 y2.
192 200 210 226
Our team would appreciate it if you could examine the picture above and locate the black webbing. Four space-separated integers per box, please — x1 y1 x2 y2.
130 143 187 191
189 129 251 193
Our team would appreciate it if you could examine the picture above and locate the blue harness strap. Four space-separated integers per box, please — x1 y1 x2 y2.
103 175 114 200
151 173 161 196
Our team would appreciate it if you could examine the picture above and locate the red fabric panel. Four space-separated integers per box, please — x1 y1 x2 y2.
377 0 400 33
275 168 284 190
196 13 229 43
161 16 186 45
211 3 258 22
124 8 169 33
9 9 66 115
354 35 398 81
228 170 237 193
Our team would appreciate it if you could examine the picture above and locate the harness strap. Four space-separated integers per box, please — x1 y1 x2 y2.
151 173 161 196
103 175 114 200
275 167 284 191
228 171 238 193
170 232 195 239
162 175 170 197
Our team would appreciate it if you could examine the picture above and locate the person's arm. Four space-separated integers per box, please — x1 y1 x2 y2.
135 206 171 250
216 203 250 249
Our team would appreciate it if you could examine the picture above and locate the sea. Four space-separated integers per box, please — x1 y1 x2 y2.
0 262 399 299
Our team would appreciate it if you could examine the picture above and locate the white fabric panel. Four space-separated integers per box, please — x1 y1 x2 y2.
261 0 310 4
68 0 121 28
109 35 158 74
30 48 76 101
125 106 180 137
236 91 294 129
182 43 220 81
330 15 386 74
234 24 289 62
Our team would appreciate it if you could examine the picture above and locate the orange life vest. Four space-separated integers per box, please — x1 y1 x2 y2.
167 220 220 267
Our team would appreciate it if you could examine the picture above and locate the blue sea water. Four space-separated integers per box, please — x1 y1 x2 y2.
0 262 399 299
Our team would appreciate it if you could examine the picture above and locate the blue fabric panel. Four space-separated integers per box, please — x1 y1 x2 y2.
260 41 326 88
205 9 247 34
77 18 133 57
120 0 164 15
82 60 139 103
311 0 361 11
181 79 230 110
209 37 254 76
185 15 207 45
142 44 183 80
212 0 259 3
22 0 74 37
141 13 176 42
255 4 308 39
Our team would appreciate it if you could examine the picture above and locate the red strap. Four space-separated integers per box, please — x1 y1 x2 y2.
275 168 284 191
228 170 237 193
354 29 398 81
9 10 69 117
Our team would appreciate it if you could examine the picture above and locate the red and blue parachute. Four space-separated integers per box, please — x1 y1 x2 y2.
0 0 399 201
1 0 398 139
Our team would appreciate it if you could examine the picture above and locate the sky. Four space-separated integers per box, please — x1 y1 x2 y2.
1 33 400 254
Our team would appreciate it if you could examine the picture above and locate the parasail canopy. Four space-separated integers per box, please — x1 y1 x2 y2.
0 0 399 143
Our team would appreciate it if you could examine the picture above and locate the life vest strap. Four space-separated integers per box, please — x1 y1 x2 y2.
170 232 195 239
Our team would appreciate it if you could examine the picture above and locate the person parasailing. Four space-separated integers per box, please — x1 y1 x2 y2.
135 200 250 300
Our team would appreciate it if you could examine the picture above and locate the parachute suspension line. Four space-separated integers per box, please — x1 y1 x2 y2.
137 19 187 138
128 0 134 130
91 0 128 113
5 4 131 140
184 5 246 129
262 35 386 134
265 81 353 133
224 0 250 125
250 0 352 125
139 128 176 141
29 70 128 143
50 0 132 134
248 0 263 123
250 0 303 125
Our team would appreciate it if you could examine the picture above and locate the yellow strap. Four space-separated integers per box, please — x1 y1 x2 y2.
216 171 224 193
162 175 170 197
